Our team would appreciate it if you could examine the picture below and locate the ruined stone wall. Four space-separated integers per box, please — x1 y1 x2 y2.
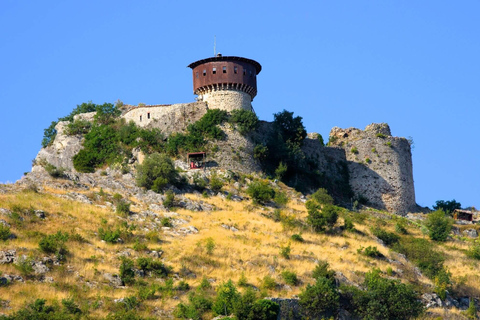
122 102 208 135
328 123 416 215
200 90 252 112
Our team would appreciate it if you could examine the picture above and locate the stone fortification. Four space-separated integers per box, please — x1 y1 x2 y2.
328 123 416 215
200 90 252 112
122 102 207 135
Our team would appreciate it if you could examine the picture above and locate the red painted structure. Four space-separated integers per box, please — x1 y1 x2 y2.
188 55 262 100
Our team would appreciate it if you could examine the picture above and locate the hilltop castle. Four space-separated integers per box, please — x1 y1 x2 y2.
36 54 418 215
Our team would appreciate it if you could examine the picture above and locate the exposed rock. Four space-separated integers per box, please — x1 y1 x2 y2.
32 261 50 275
34 210 46 219
267 298 301 320
462 229 478 238
0 277 8 286
2 274 24 283
422 293 443 308
103 273 123 287
221 224 238 232
149 250 163 258
0 250 16 264
0 208 11 216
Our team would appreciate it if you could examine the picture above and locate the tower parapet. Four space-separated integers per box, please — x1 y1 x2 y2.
188 55 261 112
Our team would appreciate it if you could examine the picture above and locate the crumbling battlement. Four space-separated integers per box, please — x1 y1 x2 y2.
328 123 416 215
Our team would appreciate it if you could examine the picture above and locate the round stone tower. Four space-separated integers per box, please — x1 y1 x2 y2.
188 54 262 112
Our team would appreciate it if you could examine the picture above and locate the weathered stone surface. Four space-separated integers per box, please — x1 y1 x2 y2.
0 219 10 227
103 273 123 287
34 210 46 219
328 123 416 215
462 229 478 238
0 250 16 264
32 261 49 275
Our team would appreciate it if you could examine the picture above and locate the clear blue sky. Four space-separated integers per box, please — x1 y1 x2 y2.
1 1 478 209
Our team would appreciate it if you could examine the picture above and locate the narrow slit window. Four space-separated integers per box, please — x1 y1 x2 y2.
147 112 150 119
249 70 253 77
203 69 206 76
222 66 227 73
140 115 142 122
212 67 216 74
243 68 247 75
234 66 238 74
196 72 199 78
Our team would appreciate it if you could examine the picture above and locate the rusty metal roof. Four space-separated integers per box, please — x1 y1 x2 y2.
188 56 262 74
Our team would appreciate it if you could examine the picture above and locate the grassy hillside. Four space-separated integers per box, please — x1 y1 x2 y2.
1 179 479 319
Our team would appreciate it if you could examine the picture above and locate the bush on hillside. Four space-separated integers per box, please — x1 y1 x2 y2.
371 227 400 246
0 223 12 241
346 269 424 320
136 153 178 192
299 276 339 318
311 188 334 205
425 209 453 241
306 203 339 232
312 261 336 282
229 109 259 134
247 180 275 204
119 257 135 285
39 231 69 259
212 280 240 316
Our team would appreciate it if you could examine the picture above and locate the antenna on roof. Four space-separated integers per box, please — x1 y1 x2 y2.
214 35 216 56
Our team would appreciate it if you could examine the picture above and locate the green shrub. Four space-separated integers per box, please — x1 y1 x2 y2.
281 271 299 286
393 237 445 279
205 237 216 255
249 299 280 320
98 227 121 243
136 153 178 192
280 243 291 259
350 146 358 154
209 173 224 193
137 284 157 301
233 287 257 320
358 246 383 258
136 257 170 277
376 133 386 138
274 162 288 180
291 233 304 242
212 280 240 316
467 242 480 260
425 209 453 241
311 188 334 205
343 217 354 231
160 217 173 228
0 224 12 241
299 277 339 318
163 190 175 209
14 256 34 277
347 269 424 319
120 257 135 285
43 162 66 178
39 231 69 258
229 109 259 134
434 267 452 300
238 272 248 287
66 119 92 135
306 203 338 232
312 261 335 281
372 227 400 246
116 201 130 215
274 191 289 207
261 275 277 290
253 144 268 161
395 221 408 234
61 297 81 315
247 180 275 204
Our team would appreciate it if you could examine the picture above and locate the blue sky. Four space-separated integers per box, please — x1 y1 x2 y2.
1 1 478 209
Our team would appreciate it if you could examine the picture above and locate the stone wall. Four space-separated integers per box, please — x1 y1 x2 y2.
200 90 252 112
328 123 416 215
122 102 208 135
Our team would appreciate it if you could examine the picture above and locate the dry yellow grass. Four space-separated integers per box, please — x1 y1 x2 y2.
0 187 479 318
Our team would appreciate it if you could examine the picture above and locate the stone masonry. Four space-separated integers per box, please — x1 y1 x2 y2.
200 90 252 112
328 123 416 215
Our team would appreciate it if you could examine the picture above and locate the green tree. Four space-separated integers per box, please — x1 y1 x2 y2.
229 109 259 134
212 280 240 316
249 300 280 320
425 209 453 241
247 180 275 204
348 269 424 320
273 109 307 145
433 199 461 215
311 188 334 205
120 257 135 285
299 277 339 318
136 153 178 192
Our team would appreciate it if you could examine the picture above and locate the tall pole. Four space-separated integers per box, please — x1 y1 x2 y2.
214 35 216 56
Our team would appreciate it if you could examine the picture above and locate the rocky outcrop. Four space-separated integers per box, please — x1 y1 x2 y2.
328 123 416 215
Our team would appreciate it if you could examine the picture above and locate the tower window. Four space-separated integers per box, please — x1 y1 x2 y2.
249 70 252 77
147 112 150 119
243 68 247 75
234 66 238 74
222 66 227 73
212 67 216 74
140 115 142 122
196 72 199 78
203 69 206 76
